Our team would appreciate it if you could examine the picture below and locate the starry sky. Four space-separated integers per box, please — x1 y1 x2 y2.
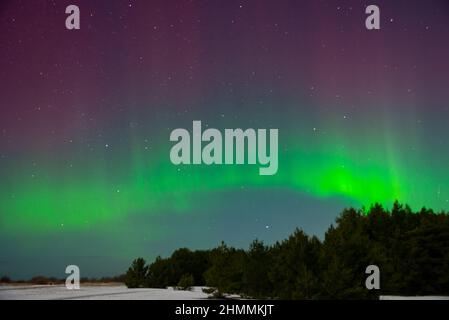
1 0 449 279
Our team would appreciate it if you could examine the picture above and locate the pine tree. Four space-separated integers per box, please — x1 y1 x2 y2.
125 258 148 288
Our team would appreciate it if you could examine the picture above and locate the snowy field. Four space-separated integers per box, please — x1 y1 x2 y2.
379 295 449 300
2 285 447 300
0 285 210 300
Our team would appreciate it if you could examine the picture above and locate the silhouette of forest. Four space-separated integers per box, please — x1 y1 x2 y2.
125 202 449 299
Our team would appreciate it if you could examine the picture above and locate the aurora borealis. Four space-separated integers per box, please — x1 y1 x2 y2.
1 0 449 278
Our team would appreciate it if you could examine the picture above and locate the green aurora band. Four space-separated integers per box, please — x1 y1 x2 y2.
1 115 447 233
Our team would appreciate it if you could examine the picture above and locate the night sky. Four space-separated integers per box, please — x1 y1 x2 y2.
1 0 449 279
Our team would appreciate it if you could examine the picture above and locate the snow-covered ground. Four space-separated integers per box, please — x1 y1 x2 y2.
0 284 210 300
3 285 447 300
379 295 449 300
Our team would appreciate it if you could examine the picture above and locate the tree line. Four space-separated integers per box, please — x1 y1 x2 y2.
125 202 449 299
0 275 127 285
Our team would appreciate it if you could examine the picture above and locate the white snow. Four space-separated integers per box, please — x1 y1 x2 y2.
380 295 449 300
0 285 210 300
4 285 446 300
